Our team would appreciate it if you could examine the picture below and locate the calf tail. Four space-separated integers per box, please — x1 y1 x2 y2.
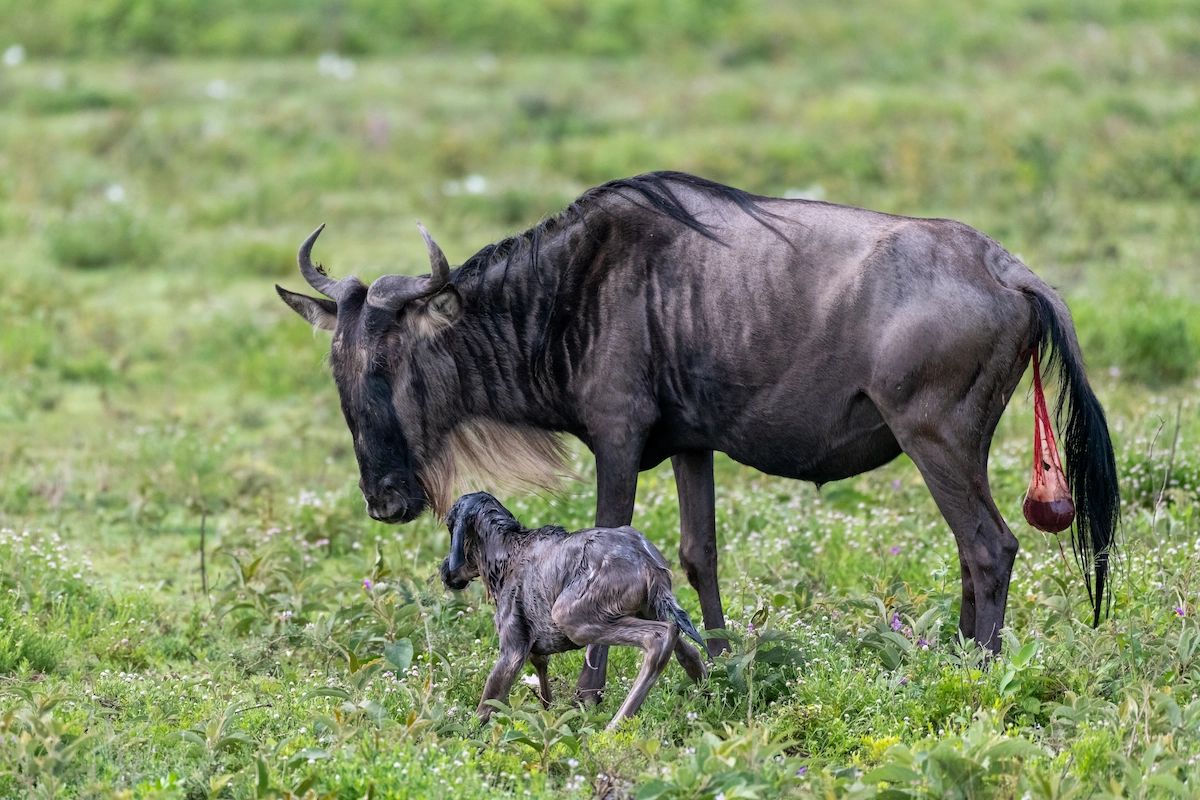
653 586 711 660
1025 287 1121 626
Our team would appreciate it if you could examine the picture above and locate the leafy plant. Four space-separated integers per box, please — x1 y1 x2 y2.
213 549 329 635
181 703 257 759
860 712 1043 798
636 724 798 800
487 701 596 773
995 634 1044 716
0 690 102 800
251 756 339 800
711 607 804 720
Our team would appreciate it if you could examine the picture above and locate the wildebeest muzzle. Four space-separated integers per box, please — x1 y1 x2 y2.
362 474 427 524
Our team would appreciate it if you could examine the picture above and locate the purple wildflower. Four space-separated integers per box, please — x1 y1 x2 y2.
363 578 372 591
1176 607 1186 616
892 480 902 490
797 766 808 775
891 613 902 631
890 546 901 555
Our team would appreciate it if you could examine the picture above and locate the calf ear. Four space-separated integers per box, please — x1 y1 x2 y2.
277 286 337 331
446 511 468 573
412 288 462 339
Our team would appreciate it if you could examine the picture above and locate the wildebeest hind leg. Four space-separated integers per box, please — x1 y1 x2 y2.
674 638 707 683
899 437 1018 654
957 550 977 641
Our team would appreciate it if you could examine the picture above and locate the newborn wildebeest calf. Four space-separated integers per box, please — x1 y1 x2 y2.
440 492 708 729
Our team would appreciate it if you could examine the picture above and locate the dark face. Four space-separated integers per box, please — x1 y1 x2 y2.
277 222 464 525
330 287 431 524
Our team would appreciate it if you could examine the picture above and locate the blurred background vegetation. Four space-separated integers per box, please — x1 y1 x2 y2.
1 2 1200 796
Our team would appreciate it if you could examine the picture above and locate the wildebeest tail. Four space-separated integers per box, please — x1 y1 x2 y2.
1026 288 1121 627
652 586 711 659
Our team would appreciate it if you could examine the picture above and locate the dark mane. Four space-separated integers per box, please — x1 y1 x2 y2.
453 171 782 287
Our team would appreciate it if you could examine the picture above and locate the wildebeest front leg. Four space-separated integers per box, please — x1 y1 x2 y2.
958 550 977 641
576 441 641 703
672 450 727 654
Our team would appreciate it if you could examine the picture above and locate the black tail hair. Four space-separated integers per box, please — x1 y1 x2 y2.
1027 290 1121 626
654 590 712 660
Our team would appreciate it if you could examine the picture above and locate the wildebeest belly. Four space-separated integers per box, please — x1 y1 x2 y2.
644 376 901 483
722 391 902 483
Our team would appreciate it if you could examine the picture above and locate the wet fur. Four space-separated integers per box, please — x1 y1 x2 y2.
440 492 707 728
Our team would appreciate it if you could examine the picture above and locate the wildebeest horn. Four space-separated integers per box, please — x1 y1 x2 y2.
417 221 451 290
364 222 455 311
298 224 342 300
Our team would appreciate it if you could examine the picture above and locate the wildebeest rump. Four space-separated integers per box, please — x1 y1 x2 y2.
277 171 1119 699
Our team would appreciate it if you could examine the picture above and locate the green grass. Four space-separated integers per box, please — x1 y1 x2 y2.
1 3 1200 797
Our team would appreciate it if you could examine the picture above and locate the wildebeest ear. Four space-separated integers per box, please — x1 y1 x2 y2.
446 510 468 573
412 288 462 339
277 285 337 331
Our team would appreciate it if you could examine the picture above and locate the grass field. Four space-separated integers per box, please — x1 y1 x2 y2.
2 2 1200 797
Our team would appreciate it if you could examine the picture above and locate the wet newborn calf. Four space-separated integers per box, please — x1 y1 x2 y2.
440 492 708 729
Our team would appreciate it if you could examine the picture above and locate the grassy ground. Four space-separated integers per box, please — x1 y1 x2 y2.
1 4 1200 798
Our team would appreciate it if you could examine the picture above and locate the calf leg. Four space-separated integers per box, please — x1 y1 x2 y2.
672 450 728 654
477 641 531 723
611 622 677 728
558 613 677 730
530 654 552 708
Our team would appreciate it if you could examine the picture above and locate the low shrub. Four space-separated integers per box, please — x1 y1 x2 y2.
1073 284 1198 387
45 205 163 269
220 237 296 278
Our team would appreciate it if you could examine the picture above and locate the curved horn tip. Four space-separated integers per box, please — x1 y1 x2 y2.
415 220 434 245
298 223 340 297
416 220 450 285
300 223 326 250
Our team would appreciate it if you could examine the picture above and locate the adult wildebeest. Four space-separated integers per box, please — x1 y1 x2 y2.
277 171 1119 701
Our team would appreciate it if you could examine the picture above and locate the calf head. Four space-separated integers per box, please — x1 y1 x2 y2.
440 492 493 590
277 224 463 524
